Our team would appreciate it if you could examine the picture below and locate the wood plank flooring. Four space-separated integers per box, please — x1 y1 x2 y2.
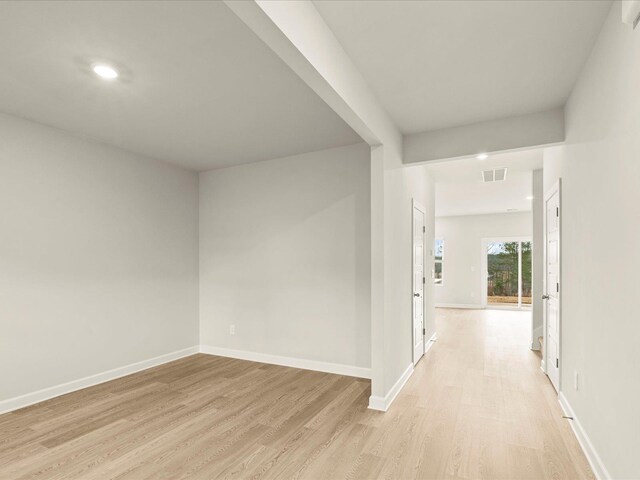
0 308 594 479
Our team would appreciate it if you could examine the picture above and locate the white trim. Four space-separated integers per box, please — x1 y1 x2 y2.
369 333 436 412
0 346 199 415
412 199 426 214
485 304 532 311
368 362 414 412
436 303 484 309
531 325 543 351
412 198 427 365
367 394 387 411
558 393 611 480
424 332 438 356
199 345 371 379
543 179 562 392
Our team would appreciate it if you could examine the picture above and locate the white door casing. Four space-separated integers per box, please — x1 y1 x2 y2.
413 201 426 365
544 181 561 392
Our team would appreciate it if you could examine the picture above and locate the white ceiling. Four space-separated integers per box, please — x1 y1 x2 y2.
0 1 362 171
314 0 612 134
428 149 543 217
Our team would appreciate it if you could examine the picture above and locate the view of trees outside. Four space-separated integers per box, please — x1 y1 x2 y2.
521 242 532 304
487 241 532 305
434 239 444 285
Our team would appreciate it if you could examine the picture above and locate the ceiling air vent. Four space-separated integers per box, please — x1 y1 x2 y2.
481 167 508 183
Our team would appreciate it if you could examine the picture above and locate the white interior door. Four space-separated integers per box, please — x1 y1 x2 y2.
544 184 561 391
413 202 426 364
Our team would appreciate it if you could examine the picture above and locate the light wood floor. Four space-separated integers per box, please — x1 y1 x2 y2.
0 308 593 479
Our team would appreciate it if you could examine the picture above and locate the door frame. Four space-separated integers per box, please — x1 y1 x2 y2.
542 179 562 390
480 236 532 309
412 199 426 365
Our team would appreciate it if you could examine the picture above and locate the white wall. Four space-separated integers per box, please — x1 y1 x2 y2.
404 108 565 164
543 3 639 477
0 113 199 403
199 143 371 372
531 170 544 348
382 160 436 398
434 212 532 307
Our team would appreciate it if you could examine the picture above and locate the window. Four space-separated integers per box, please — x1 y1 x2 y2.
434 238 444 285
486 240 532 307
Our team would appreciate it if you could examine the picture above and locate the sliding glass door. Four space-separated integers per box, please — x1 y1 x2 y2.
486 240 532 307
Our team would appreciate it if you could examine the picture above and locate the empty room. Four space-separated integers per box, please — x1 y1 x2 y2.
1 1 638 479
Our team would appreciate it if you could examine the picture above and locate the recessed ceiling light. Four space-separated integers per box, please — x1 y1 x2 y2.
476 153 488 160
92 64 118 80
526 195 534 200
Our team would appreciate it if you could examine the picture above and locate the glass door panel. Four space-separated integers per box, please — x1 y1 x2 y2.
486 240 532 307
487 241 519 305
521 241 532 305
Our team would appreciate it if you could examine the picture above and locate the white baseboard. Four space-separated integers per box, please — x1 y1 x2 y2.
199 345 371 379
435 303 483 309
424 332 438 356
0 346 199 415
368 332 437 412
558 393 611 480
531 325 543 350
368 362 414 412
367 393 387 411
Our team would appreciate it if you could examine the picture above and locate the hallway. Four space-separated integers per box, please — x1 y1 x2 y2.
400 308 593 478
0 308 593 479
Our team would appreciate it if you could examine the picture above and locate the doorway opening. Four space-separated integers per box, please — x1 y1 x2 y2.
543 181 561 391
412 200 426 365
483 238 532 309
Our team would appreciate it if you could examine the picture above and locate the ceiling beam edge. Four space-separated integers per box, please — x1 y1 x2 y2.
404 107 565 164
223 0 401 151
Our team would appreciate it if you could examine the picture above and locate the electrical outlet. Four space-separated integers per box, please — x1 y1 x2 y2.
229 325 236 335
574 371 579 391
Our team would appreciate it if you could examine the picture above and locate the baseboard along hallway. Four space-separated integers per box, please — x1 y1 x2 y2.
1 1 637 477
0 308 593 479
